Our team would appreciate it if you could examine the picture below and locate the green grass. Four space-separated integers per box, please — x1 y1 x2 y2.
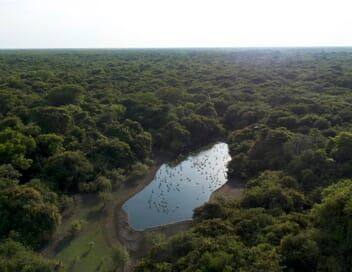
52 197 113 272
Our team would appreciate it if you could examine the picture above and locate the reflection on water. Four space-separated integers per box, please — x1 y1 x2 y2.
122 142 231 230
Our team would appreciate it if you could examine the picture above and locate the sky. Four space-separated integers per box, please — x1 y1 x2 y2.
1 0 352 49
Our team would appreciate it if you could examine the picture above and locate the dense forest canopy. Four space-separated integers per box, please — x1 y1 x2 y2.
1 48 352 271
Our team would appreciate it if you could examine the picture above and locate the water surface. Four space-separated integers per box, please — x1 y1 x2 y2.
122 142 231 230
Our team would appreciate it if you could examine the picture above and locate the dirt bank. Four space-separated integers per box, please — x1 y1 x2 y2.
210 177 245 202
102 155 166 250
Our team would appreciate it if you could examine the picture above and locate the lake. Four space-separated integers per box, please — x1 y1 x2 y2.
122 142 231 230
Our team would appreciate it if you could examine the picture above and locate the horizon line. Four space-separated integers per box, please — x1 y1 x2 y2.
1 45 352 50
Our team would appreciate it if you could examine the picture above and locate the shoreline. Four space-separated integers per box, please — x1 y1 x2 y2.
112 148 245 265
111 152 192 260
210 177 245 202
41 143 244 271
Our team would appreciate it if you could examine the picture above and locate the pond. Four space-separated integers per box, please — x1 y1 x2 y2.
122 142 231 231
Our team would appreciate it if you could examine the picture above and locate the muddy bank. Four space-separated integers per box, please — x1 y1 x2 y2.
210 177 245 202
103 153 170 249
115 208 191 259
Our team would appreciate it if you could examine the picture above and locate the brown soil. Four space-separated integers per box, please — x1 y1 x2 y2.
210 177 245 202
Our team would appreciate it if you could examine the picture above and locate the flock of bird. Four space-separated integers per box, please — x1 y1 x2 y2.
145 143 231 215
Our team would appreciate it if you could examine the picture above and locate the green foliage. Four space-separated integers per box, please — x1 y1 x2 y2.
330 132 352 162
47 84 85 106
90 138 134 170
0 164 20 189
0 128 36 169
279 233 319 272
329 132 352 177
94 175 112 192
44 151 93 192
312 179 352 271
127 162 149 182
182 114 224 146
0 239 63 272
240 171 308 212
122 93 170 130
144 231 166 248
31 107 72 134
0 185 61 248
193 202 225 221
246 244 282 272
107 168 126 190
36 134 64 157
111 243 129 271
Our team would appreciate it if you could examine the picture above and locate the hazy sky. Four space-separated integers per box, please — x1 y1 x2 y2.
1 0 352 48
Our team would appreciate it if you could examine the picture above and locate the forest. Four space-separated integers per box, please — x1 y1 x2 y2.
0 48 352 271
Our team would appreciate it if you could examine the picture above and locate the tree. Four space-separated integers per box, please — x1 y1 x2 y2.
288 149 334 190
36 133 64 157
330 132 352 163
182 114 223 146
91 139 134 170
131 132 152 161
193 202 225 221
44 151 93 192
31 107 72 134
312 179 352 271
246 243 282 272
99 191 112 210
224 105 264 130
0 239 63 272
126 162 148 183
122 94 170 130
162 121 191 152
47 84 85 106
94 175 112 192
105 120 152 160
0 90 18 115
111 243 129 271
0 164 20 189
248 127 292 171
108 168 126 190
279 233 319 272
240 171 308 212
197 101 218 118
0 185 61 248
0 128 36 170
